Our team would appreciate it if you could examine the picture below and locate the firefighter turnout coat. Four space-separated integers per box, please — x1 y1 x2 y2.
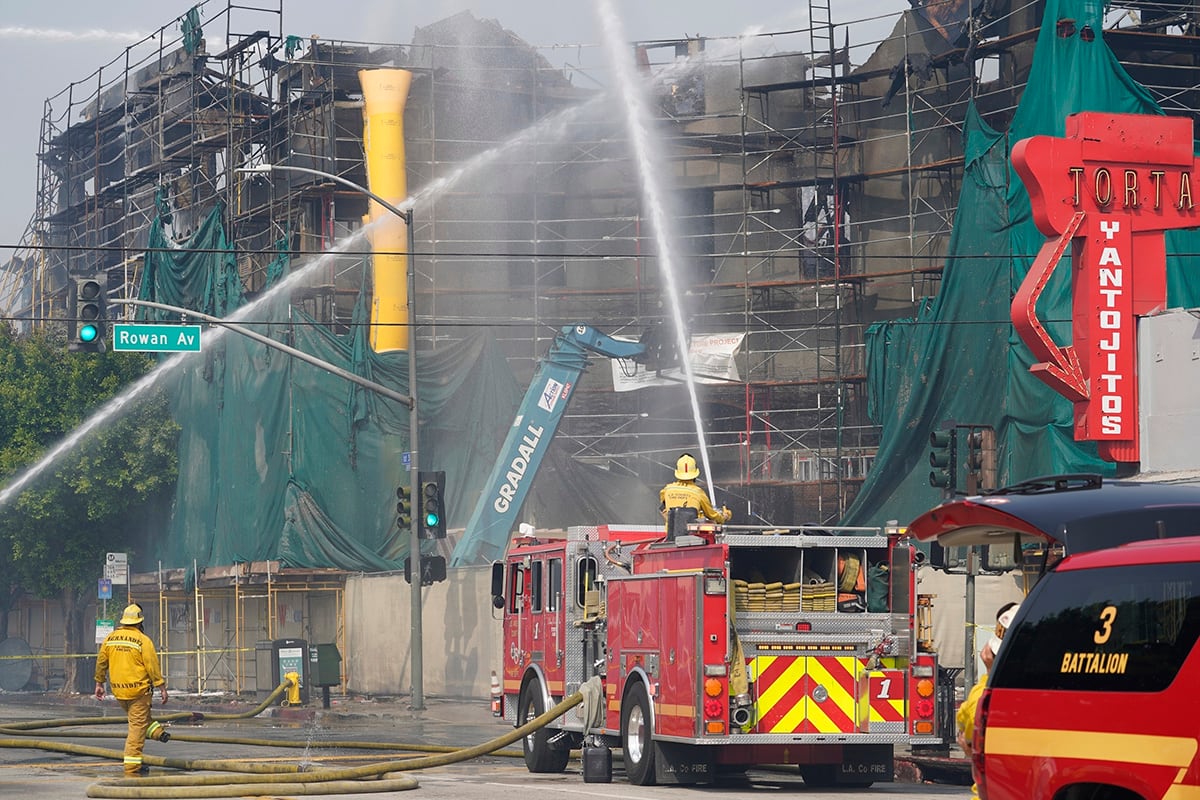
95 625 165 699
660 480 731 523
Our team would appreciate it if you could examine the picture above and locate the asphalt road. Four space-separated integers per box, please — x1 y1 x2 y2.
0 693 974 799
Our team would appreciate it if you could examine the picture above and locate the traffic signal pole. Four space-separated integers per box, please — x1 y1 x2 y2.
237 163 427 711
406 211 425 712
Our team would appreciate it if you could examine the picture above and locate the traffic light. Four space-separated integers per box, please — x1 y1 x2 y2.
396 482 413 531
418 470 446 539
963 426 996 494
928 428 957 492
70 274 107 352
928 541 969 571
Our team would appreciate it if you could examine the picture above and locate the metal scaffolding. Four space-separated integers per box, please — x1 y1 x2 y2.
6 0 1198 528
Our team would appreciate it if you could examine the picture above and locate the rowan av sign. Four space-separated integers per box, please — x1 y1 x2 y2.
112 323 202 353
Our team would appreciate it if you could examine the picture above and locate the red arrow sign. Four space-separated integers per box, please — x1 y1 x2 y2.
1010 112 1199 463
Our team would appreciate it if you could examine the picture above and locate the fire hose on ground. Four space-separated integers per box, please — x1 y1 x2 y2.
0 676 586 798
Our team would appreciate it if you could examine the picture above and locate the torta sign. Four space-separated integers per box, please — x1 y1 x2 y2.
1011 112 1199 463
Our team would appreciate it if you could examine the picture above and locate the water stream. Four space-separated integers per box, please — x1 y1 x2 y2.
595 0 717 502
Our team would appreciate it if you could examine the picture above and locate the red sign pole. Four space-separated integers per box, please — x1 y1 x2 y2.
1011 112 1199 463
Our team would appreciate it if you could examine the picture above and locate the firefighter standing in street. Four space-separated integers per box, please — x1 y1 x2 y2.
660 453 732 528
95 603 168 777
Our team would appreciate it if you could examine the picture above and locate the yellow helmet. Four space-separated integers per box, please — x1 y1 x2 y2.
119 604 144 625
675 453 700 480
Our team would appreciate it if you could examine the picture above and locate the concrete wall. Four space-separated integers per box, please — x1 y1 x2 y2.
1139 309 1200 474
344 565 502 700
917 567 1026 679
3 563 1011 700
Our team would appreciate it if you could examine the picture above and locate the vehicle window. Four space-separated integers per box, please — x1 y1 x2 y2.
992 562 1200 692
576 556 598 608
548 558 562 612
530 560 543 612
508 563 525 614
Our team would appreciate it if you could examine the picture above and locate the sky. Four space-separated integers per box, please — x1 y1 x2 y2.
0 0 898 250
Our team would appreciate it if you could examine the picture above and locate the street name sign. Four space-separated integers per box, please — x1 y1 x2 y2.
113 323 202 353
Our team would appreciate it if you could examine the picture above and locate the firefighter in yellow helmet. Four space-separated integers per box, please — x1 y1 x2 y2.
95 603 168 777
957 601 1020 797
660 453 732 531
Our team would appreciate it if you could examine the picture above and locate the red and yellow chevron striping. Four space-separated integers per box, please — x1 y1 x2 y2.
750 655 863 734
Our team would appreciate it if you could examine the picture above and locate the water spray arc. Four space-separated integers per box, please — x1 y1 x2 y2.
0 220 379 509
595 0 717 502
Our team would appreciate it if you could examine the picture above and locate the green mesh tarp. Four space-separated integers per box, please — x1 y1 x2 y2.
844 0 1200 530
139 208 657 572
140 197 245 320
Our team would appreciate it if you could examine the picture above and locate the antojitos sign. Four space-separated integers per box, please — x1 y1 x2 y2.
1011 112 1199 463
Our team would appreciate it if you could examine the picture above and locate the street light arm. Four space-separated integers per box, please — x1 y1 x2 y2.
237 164 412 224
237 159 426 710
111 298 414 409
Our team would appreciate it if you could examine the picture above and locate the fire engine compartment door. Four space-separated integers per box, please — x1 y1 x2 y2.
748 654 867 734
607 572 702 738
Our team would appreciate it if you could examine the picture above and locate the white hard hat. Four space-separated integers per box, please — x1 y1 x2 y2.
989 603 1021 656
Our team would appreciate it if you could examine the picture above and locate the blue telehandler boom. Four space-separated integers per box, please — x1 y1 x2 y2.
449 324 663 566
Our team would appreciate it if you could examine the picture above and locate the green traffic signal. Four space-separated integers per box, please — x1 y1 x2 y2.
418 471 447 538
71 275 107 352
422 480 441 528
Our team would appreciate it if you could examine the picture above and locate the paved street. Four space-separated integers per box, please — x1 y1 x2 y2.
0 693 973 799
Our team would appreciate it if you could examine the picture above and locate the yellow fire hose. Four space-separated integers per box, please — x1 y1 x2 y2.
0 677 584 799
2 726 524 758
0 680 290 733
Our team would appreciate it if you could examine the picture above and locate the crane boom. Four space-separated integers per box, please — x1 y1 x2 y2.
449 325 648 566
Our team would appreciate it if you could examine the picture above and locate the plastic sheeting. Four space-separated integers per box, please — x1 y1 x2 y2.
141 217 657 572
844 0 1200 530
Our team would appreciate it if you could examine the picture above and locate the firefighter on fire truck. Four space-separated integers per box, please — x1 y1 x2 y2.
659 453 731 536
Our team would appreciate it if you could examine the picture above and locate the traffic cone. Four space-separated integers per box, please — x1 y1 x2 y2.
490 670 503 717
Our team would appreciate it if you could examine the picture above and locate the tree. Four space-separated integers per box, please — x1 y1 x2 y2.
0 323 179 692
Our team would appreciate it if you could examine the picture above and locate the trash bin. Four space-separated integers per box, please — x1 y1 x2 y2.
309 643 342 708
270 638 309 705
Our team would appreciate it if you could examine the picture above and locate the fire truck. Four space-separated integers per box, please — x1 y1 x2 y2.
490 520 939 786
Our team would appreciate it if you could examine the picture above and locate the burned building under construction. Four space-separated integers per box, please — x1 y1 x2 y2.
4 0 1200 574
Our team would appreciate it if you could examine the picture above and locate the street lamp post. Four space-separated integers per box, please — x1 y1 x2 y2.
237 163 426 710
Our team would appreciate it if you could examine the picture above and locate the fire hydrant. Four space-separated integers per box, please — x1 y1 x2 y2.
283 671 302 706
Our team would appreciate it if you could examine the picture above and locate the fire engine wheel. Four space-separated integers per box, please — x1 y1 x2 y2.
518 681 570 773
621 682 656 786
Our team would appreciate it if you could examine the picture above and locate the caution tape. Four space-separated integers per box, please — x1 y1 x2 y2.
0 647 256 661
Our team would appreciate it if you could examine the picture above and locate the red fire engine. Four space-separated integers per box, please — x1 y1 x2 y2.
490 520 939 786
